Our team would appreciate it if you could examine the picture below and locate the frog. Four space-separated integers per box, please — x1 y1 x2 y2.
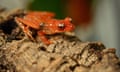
15 11 75 45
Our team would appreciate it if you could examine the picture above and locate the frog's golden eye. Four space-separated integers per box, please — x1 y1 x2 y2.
58 23 65 29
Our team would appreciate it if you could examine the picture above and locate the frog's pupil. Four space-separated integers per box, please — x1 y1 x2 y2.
39 22 44 27
58 23 65 29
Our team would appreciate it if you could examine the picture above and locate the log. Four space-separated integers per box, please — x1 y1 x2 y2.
0 9 120 72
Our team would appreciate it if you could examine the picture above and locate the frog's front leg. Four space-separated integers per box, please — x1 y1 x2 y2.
37 31 51 45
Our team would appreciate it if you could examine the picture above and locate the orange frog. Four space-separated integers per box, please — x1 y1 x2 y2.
15 11 75 45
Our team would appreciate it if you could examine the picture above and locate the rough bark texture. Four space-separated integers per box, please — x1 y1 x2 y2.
0 9 120 72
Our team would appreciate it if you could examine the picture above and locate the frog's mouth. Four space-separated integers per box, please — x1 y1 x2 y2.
64 31 75 36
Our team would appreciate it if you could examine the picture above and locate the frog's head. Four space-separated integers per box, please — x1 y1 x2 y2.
52 17 75 33
43 17 75 34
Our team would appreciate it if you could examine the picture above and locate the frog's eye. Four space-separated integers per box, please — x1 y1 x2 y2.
58 23 65 29
39 22 45 27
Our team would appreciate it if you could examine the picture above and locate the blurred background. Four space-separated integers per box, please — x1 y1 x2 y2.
0 0 119 57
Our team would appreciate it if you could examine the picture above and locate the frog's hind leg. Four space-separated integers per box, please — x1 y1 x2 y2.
24 26 35 41
15 17 35 41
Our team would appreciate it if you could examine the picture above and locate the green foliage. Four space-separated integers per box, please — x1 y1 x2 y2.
29 0 66 19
